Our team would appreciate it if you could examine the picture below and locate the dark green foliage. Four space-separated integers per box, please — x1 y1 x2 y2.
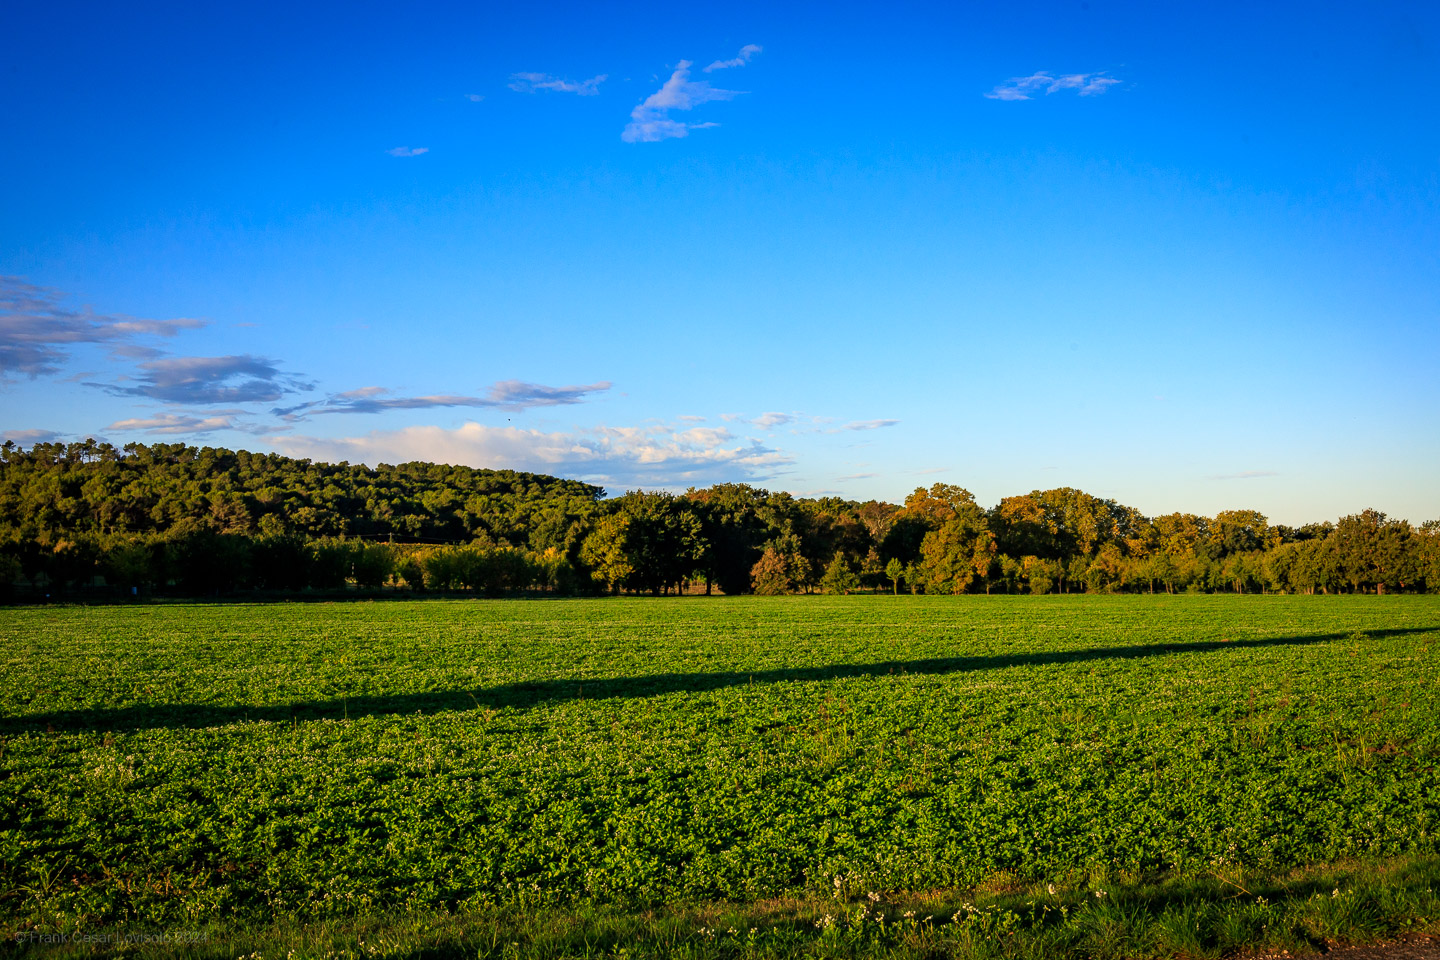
688 483 777 595
0 440 603 546
250 535 313 591
2 440 1439 597
0 441 605 597
608 490 706 595
1333 509 1417 594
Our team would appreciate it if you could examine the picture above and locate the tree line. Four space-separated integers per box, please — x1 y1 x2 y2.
2 440 1436 598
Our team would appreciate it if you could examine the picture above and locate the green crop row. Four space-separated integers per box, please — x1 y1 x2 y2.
1 596 1437 955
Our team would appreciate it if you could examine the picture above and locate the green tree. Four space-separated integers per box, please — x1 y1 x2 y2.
1418 521 1440 593
999 554 1022 594
1333 509 1415 594
686 483 774 594
579 514 634 593
101 539 158 591
610 492 706 595
820 551 860 595
351 542 395 588
1025 557 1057 595
1206 509 1278 559
859 547 884 592
884 557 904 594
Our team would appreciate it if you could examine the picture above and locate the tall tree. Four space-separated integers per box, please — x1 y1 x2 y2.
613 491 705 595
885 557 904 594
1333 509 1415 594
579 514 633 594
820 552 860 595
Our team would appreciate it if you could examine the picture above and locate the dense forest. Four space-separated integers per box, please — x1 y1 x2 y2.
1 440 1436 599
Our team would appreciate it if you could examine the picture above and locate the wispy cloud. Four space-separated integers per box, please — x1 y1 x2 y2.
273 379 611 420
748 411 795 429
508 72 607 95
704 44 762 72
1210 470 1279 481
488 379 610 407
986 71 1120 101
0 276 204 379
836 472 878 481
108 344 165 360
387 146 429 157
91 355 313 405
272 419 791 488
622 61 740 143
107 413 238 435
464 93 484 102
725 411 895 434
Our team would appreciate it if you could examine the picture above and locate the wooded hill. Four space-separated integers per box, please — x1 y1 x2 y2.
1 440 1435 597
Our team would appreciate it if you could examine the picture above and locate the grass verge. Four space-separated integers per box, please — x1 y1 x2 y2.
4 856 1438 960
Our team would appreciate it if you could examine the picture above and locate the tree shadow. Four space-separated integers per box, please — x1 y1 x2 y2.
4 628 1431 734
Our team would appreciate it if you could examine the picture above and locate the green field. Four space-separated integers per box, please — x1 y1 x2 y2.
3 596 1440 958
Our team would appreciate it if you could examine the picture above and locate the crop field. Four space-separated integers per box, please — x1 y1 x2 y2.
2 596 1440 958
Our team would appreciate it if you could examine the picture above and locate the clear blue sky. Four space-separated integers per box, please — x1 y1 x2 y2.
3 0 1437 524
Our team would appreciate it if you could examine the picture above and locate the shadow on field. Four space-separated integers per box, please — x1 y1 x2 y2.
5 628 1432 733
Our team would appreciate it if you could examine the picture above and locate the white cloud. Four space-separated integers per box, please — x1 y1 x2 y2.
749 411 795 429
704 44 762 72
985 71 1120 101
674 426 734 446
622 61 741 142
508 72 607 95
271 420 791 489
843 419 899 431
1055 73 1120 95
986 84 1035 103
2 428 61 445
387 146 429 157
465 93 484 102
107 413 237 435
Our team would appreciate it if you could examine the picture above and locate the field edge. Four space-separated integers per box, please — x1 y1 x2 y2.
5 855 1440 960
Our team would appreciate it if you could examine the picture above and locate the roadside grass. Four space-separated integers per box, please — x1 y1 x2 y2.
6 857 1438 958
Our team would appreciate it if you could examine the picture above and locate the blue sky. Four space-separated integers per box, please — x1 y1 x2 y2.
2 0 1437 524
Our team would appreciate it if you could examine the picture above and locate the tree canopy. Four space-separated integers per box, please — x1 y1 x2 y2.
1 440 1435 599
